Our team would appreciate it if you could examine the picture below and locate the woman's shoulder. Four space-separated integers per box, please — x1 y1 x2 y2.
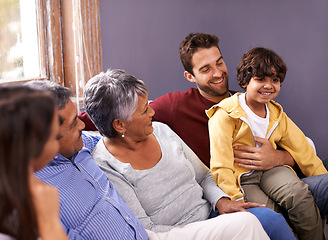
152 121 184 153
92 138 117 166
152 121 176 137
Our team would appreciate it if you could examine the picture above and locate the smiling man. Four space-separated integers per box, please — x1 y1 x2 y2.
150 33 238 167
183 45 229 103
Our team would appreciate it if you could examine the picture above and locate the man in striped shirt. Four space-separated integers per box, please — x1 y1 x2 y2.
30 80 148 239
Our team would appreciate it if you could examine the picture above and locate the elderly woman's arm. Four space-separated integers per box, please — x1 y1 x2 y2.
173 126 265 214
168 126 230 211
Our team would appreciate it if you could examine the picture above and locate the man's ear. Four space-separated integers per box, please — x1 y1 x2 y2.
112 119 125 135
184 71 196 83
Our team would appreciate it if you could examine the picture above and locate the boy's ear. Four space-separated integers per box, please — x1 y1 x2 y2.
184 71 196 83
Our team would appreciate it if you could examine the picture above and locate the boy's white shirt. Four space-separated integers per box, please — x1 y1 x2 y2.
238 93 270 147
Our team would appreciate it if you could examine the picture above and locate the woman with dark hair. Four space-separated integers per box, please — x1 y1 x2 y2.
0 85 67 240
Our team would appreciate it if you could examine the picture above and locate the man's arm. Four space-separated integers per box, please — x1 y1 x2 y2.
149 93 174 125
233 137 295 171
82 131 101 152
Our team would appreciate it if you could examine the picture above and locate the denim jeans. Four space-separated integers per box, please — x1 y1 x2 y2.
302 174 328 218
301 158 328 218
209 207 296 240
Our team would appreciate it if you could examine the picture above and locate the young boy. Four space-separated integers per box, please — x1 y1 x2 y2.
206 47 327 240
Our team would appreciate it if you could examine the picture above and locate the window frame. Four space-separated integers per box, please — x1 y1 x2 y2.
1 0 102 106
37 0 64 85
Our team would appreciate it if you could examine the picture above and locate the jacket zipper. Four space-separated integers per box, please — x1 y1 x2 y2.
237 117 280 201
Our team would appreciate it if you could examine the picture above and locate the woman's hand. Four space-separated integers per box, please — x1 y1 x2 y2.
216 197 265 215
29 172 68 240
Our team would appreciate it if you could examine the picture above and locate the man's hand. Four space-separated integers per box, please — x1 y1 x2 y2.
233 137 294 170
216 197 265 214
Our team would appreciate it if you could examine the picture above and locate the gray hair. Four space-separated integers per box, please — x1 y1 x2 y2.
84 69 148 138
25 80 71 110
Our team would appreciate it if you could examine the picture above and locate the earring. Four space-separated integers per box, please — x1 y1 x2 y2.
122 131 125 138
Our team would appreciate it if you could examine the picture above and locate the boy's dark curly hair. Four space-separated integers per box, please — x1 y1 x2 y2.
237 47 287 89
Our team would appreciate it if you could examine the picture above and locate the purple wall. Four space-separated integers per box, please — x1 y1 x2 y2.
99 0 328 159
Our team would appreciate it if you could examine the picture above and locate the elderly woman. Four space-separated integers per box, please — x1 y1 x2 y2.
84 69 295 240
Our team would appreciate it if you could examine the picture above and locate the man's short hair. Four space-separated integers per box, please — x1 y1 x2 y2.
179 33 220 75
25 80 71 110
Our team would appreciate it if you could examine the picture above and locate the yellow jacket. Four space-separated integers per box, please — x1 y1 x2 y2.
206 93 327 201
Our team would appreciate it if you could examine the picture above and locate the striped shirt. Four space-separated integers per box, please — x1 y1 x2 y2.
35 132 148 240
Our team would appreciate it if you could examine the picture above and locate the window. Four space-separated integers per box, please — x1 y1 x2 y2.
0 0 102 112
0 0 40 81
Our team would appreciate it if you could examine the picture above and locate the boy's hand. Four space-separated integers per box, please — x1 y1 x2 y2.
233 137 294 170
